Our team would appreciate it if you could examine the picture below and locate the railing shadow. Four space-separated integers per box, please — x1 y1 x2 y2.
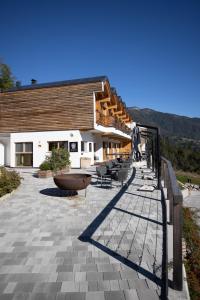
79 167 162 287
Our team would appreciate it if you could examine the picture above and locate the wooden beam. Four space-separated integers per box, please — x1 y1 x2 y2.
113 111 122 115
99 97 110 103
107 105 117 110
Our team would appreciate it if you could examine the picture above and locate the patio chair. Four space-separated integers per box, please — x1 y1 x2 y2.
96 165 112 187
114 168 129 187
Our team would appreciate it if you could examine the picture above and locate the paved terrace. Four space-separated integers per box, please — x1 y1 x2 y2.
0 163 186 300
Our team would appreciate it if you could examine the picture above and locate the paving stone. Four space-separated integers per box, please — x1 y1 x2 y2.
80 264 97 272
57 273 74 282
3 282 17 293
30 293 56 300
97 264 114 272
79 282 88 292
0 294 14 300
85 291 105 300
57 265 74 272
97 280 110 291
14 282 35 293
13 292 31 300
120 271 139 280
103 272 121 281
118 280 129 290
61 282 79 293
86 272 103 282
88 281 98 291
136 288 160 300
69 292 86 300
109 280 120 291
33 282 62 293
124 289 139 300
74 272 86 282
104 290 125 300
55 293 67 300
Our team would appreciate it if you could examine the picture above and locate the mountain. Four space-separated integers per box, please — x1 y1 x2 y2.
128 107 200 141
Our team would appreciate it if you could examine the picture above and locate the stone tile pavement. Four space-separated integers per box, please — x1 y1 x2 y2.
0 163 187 299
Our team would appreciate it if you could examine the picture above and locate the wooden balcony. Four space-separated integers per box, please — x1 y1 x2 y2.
96 111 131 135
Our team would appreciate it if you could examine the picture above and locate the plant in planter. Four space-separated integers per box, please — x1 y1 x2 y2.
49 148 71 174
38 161 53 178
38 148 70 178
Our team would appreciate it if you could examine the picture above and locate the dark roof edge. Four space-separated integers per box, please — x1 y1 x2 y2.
3 75 108 93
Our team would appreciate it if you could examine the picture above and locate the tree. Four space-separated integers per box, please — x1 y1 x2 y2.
0 62 14 91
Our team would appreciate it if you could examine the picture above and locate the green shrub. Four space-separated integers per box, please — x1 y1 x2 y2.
0 167 21 197
39 161 52 171
183 207 200 299
39 148 70 171
48 148 70 171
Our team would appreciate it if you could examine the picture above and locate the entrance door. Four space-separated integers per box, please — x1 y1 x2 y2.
15 143 33 166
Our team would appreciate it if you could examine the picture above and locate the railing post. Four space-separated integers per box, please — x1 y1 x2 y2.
156 129 161 189
173 194 183 290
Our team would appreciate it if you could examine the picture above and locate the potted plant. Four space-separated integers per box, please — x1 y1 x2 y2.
49 148 71 175
38 161 53 178
37 148 71 178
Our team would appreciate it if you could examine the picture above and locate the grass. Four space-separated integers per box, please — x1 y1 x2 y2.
183 207 200 300
176 171 200 185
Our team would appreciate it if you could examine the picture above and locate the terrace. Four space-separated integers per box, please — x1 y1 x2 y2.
0 159 188 299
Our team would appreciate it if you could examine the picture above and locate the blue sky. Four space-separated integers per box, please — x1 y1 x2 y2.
1 0 200 117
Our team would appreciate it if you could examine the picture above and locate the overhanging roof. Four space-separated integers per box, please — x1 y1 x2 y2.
4 75 108 93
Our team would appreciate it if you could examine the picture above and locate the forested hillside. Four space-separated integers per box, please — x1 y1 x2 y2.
128 107 200 140
128 107 200 174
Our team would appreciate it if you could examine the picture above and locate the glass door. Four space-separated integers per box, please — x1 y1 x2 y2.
15 142 33 166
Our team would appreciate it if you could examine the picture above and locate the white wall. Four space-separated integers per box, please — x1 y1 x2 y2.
80 132 95 165
9 130 107 168
0 136 10 166
8 129 131 168
10 130 83 168
0 143 4 166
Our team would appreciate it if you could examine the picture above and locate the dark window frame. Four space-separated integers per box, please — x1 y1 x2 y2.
48 141 68 151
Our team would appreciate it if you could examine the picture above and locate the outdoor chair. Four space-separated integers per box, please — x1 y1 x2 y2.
105 161 114 171
96 165 112 187
115 168 129 186
121 162 131 169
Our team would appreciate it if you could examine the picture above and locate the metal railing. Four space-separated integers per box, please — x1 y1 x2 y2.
161 157 183 291
135 123 183 298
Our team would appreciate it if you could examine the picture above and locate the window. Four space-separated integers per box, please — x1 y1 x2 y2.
81 141 87 152
15 142 33 166
48 141 68 151
89 143 92 152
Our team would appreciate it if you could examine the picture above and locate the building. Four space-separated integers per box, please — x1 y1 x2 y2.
0 76 134 168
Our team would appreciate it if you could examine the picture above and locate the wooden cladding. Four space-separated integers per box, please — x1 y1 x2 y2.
0 82 102 133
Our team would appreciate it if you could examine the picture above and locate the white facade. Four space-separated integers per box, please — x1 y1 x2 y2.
0 127 132 168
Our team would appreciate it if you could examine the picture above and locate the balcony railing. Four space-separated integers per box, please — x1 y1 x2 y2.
136 123 183 299
96 111 131 135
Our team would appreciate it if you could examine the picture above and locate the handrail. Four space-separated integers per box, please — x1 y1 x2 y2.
161 156 183 291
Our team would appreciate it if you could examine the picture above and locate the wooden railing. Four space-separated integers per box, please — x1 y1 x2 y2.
161 157 183 291
96 111 131 135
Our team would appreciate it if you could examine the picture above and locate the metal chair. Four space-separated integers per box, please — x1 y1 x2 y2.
115 168 129 187
96 166 112 187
